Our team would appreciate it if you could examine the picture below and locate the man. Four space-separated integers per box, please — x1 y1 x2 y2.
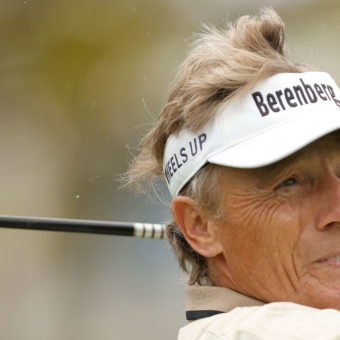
127 8 340 339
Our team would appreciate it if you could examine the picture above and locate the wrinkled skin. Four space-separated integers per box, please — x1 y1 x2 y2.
208 132 340 309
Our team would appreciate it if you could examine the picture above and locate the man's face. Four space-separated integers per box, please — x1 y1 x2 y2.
213 132 340 309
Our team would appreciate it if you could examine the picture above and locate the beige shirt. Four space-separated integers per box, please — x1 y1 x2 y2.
179 285 340 339
185 285 264 321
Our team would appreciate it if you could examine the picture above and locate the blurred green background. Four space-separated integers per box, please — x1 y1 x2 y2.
0 0 339 339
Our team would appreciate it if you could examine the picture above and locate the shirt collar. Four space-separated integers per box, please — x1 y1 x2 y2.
186 285 264 321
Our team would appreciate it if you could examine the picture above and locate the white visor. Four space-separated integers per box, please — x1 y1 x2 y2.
163 72 340 197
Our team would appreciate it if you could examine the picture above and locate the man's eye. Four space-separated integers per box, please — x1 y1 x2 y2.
275 177 297 190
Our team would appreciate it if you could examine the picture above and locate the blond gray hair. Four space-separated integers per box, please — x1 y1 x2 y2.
126 8 315 285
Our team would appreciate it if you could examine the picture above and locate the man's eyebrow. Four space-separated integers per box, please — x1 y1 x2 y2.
330 130 340 143
268 152 302 172
250 151 305 185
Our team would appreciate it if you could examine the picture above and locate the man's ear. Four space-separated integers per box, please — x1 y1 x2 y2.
172 196 223 258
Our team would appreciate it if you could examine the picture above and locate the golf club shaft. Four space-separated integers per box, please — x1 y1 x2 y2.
0 215 166 239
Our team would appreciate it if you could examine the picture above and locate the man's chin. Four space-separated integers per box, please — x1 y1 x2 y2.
297 279 340 310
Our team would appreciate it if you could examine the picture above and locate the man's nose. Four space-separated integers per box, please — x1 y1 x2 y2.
316 174 340 231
